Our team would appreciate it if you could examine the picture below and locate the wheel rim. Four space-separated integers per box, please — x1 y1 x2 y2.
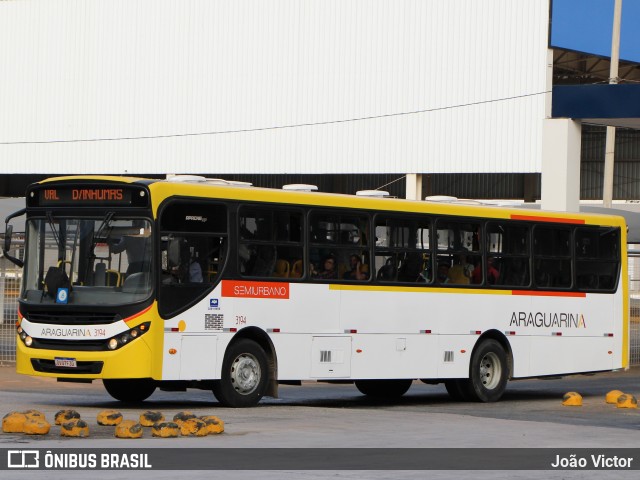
478 352 502 390
230 353 261 395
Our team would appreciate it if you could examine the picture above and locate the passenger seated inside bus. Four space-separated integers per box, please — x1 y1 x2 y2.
436 262 450 283
471 257 499 285
377 257 397 281
162 237 203 283
447 254 473 284
311 254 337 279
342 254 368 281
397 252 424 282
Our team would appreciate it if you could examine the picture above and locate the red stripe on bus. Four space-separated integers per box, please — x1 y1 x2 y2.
512 290 586 298
125 305 153 323
509 214 585 224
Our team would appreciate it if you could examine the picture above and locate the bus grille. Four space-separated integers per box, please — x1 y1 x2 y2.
24 312 120 325
30 338 108 352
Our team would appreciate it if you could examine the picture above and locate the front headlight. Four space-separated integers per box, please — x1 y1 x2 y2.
105 322 151 350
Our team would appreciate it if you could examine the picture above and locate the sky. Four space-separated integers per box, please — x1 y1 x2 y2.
550 0 640 63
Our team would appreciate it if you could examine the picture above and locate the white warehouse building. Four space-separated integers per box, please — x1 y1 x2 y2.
0 0 640 202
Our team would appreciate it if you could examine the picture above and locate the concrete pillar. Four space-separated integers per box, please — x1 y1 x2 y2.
541 118 581 212
405 174 423 200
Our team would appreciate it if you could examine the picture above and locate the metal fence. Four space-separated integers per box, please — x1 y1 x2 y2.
0 260 21 366
627 247 640 367
1 251 640 367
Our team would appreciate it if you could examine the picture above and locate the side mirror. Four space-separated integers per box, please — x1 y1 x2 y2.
4 224 13 253
3 208 26 268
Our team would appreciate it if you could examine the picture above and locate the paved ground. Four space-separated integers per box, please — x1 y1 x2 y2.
1 366 640 479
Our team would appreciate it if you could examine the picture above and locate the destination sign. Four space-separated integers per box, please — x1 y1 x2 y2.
38 188 131 206
33 186 148 207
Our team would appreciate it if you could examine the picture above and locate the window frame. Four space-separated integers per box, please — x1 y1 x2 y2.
308 208 372 283
373 213 433 284
157 198 228 319
237 204 306 280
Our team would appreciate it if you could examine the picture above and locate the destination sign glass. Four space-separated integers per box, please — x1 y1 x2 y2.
34 186 147 207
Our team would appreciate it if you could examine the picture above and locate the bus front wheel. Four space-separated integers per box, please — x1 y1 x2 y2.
465 339 508 402
103 378 156 403
354 379 413 398
213 339 268 408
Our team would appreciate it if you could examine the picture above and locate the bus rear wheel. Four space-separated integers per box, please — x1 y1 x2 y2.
464 339 508 402
213 339 268 408
103 378 156 403
354 379 413 398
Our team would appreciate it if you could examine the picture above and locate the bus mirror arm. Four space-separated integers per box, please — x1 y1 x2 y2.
3 208 25 268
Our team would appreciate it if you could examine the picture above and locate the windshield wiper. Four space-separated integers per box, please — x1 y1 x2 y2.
95 212 115 241
46 211 61 250
84 212 115 280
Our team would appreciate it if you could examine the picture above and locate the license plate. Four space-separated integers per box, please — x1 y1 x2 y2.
54 357 77 368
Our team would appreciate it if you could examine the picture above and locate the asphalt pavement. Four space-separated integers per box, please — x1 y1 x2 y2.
1 366 640 480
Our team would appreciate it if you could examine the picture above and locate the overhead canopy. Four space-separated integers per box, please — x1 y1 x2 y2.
552 84 640 129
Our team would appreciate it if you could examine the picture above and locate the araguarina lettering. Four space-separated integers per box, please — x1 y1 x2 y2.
509 311 586 328
40 327 91 337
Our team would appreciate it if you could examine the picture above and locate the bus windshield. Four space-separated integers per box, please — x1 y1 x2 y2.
22 216 153 306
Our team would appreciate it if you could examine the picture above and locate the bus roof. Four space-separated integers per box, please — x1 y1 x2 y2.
31 175 627 230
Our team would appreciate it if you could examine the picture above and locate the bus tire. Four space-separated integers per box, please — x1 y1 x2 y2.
103 378 156 403
444 380 469 401
354 379 412 398
465 339 508 402
213 339 268 408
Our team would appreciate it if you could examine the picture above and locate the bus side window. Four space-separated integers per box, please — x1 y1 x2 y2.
575 227 620 292
239 207 303 279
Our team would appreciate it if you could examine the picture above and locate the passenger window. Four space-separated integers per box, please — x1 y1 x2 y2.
239 207 303 279
309 212 370 282
375 216 431 283
575 227 619 292
436 220 480 285
486 223 530 287
533 226 572 289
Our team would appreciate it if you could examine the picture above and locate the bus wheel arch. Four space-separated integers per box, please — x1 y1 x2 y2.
465 330 512 402
213 327 278 407
475 330 513 379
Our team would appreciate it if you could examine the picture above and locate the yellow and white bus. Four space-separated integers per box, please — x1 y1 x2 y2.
3 175 629 407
